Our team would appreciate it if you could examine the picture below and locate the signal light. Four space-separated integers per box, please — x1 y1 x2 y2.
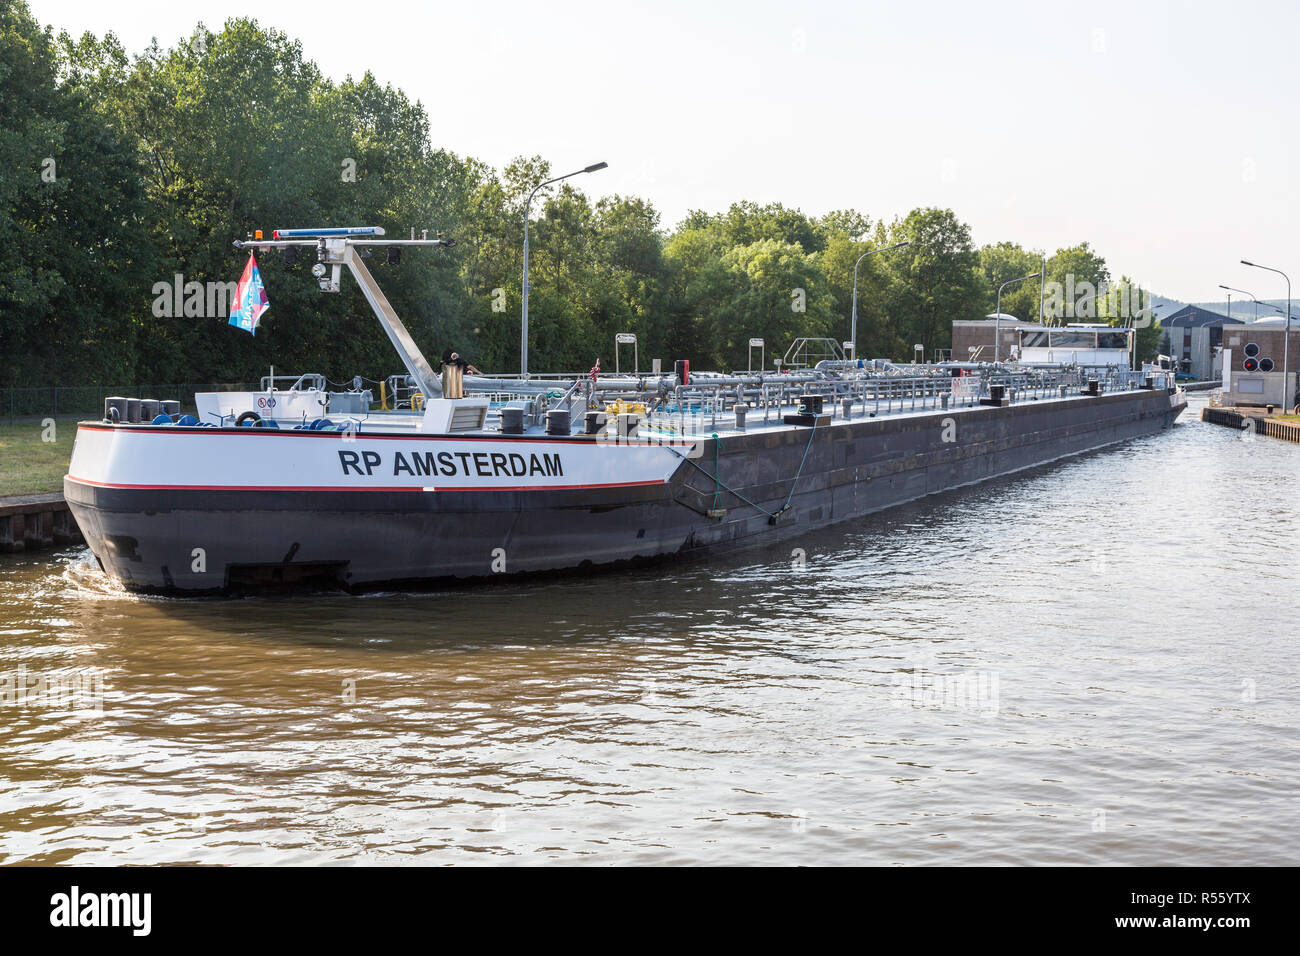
1244 357 1259 372
254 229 263 240
387 246 400 265
1260 357 1275 372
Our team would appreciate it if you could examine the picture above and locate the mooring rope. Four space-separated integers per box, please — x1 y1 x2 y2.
711 437 722 512
774 417 822 519
668 419 821 522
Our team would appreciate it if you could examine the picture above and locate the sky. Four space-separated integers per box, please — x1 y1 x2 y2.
26 0 1300 302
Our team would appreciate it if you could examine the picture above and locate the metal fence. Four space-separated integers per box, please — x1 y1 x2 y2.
5 384 258 424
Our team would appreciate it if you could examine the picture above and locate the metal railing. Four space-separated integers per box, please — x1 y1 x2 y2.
456 362 1158 435
3 364 1157 431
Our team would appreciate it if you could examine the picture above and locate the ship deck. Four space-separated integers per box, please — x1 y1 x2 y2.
315 384 1173 442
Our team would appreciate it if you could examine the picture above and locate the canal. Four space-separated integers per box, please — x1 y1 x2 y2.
1 392 1296 864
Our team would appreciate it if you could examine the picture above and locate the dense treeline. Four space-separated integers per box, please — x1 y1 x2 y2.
0 3 1160 387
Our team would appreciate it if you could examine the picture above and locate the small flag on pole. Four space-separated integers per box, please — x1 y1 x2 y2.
589 358 600 382
228 253 270 335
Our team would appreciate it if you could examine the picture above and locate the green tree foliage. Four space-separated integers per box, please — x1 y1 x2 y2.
1097 274 1161 360
881 208 985 361
1 0 152 385
1043 242 1110 324
0 3 1168 388
978 241 1043 325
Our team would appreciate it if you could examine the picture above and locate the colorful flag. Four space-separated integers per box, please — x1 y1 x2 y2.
228 253 270 335
589 358 600 382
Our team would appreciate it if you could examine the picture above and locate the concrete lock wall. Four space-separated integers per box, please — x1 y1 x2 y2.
0 495 84 552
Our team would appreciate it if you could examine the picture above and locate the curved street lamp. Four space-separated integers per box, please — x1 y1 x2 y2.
994 272 1040 363
521 161 608 378
1218 284 1259 323
850 241 910 360
1241 260 1291 408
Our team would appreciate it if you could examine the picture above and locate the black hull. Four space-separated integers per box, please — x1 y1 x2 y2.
66 389 1184 593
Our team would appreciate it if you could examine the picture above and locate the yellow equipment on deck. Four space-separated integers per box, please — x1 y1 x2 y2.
604 400 647 418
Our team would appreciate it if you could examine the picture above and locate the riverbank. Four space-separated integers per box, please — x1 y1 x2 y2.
1201 404 1300 443
0 492 82 551
0 417 78 497
0 418 82 551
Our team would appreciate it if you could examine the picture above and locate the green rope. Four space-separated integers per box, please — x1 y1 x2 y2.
711 434 721 511
668 419 822 523
770 417 820 520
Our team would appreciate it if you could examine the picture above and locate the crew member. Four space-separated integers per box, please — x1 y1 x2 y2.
440 349 480 399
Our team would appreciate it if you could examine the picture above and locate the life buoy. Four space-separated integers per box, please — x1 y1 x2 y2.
235 411 261 427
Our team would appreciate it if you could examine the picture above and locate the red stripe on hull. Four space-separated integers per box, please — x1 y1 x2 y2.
64 475 667 493
72 423 696 447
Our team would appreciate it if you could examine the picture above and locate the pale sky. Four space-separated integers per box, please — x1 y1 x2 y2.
27 0 1300 302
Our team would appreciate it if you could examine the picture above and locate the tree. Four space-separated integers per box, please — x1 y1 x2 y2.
0 2 1170 390
1097 275 1161 361
708 239 836 370
0 1 152 386
1043 242 1110 324
881 208 984 359
978 241 1044 325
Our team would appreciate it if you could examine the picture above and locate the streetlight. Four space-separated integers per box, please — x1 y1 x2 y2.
850 240 910 360
994 272 1040 363
1219 284 1259 323
521 161 608 378
1241 260 1291 409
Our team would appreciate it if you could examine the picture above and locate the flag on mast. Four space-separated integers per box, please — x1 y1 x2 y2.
228 253 270 335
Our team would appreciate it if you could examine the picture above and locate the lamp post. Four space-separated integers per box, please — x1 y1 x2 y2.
994 272 1040 363
1219 284 1258 323
521 161 608 378
1241 260 1291 409
1038 255 1047 325
850 241 910 360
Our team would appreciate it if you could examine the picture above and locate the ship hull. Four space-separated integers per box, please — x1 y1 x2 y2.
65 388 1185 593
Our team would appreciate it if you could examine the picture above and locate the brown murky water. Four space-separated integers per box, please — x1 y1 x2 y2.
1 394 1297 864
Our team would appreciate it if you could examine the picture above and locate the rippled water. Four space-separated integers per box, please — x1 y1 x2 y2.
2 393 1297 865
